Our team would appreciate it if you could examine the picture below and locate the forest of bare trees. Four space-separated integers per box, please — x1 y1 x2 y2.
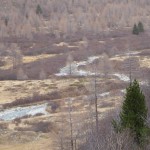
1 0 150 38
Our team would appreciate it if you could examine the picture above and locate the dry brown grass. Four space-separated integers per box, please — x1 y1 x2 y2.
0 81 123 150
23 54 56 63
0 78 88 105
0 54 57 70
0 79 55 104
0 134 54 150
139 57 150 68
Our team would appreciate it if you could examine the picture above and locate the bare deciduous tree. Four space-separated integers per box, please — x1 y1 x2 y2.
123 45 140 83
1 0 150 37
67 53 74 76
17 67 28 80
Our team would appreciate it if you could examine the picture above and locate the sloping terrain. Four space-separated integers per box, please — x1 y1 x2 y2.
0 1 150 149
0 29 149 149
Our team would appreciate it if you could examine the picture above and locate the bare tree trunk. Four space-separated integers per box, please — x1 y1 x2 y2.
67 54 73 76
68 99 74 150
69 63 72 76
128 49 132 84
60 117 64 150
126 45 140 84
74 139 77 150
94 64 99 133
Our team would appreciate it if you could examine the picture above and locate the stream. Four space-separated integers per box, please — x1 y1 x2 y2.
0 103 48 121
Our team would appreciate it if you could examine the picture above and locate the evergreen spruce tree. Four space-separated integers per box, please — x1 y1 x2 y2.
113 80 149 146
138 21 144 32
36 4 42 15
133 24 139 35
4 18 8 26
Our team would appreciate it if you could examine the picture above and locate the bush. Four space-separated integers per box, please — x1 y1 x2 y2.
3 91 61 108
132 22 144 35
33 121 52 133
16 121 52 133
0 60 5 67
13 118 21 126
133 24 139 35
138 21 144 32
0 122 8 130
36 4 42 15
4 17 9 26
51 102 59 113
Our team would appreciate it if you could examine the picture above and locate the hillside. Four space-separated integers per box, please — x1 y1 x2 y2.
0 0 150 38
0 0 150 150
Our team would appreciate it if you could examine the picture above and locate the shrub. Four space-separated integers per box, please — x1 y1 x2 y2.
0 60 5 67
51 102 59 113
13 118 21 126
138 21 144 32
3 91 61 108
36 4 42 15
133 24 139 35
15 121 52 133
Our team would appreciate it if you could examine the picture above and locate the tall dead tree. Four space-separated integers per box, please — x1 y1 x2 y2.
93 63 99 133
68 98 74 150
100 53 113 79
56 115 65 150
86 60 101 133
10 44 23 70
85 54 113 133
67 53 74 76
39 59 47 80
123 45 140 83
17 68 28 80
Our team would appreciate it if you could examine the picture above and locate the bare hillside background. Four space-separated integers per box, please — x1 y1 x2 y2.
0 0 150 38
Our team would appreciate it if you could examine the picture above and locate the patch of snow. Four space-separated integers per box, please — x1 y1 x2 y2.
0 103 48 121
78 41 87 44
76 61 87 67
140 81 149 86
114 51 140 58
76 56 99 67
121 89 126 93
99 41 105 44
114 73 130 82
67 45 79 48
54 42 68 47
126 51 141 56
56 56 100 76
98 92 110 98
88 56 100 63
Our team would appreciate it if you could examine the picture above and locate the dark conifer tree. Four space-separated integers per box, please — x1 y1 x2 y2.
36 4 42 15
113 80 149 146
133 24 139 35
138 21 144 32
